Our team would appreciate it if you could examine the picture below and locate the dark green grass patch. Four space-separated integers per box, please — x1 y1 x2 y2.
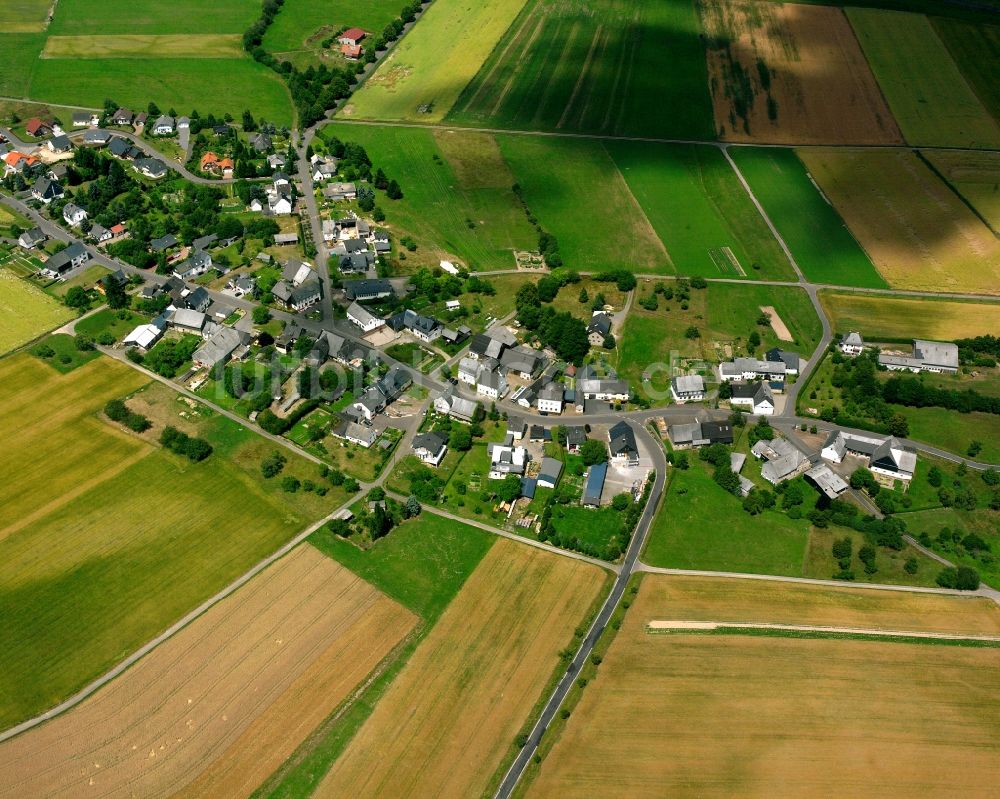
933 18 1000 127
32 333 99 373
0 33 45 96
606 141 794 280
728 147 886 288
49 0 256 35
447 0 714 140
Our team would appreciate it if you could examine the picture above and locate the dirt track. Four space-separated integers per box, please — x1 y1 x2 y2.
0 546 416 799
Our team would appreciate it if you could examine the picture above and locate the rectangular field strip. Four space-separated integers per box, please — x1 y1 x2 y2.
42 34 244 59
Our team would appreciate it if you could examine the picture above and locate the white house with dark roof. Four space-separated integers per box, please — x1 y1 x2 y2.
412 431 448 467
151 115 175 135
587 312 612 346
537 383 564 414
670 374 705 403
840 331 864 356
487 440 528 479
433 388 479 423
536 457 564 489
729 382 775 416
62 203 88 227
346 301 384 333
608 420 639 465
821 431 916 482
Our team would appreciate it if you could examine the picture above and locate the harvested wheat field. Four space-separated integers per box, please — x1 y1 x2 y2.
925 150 1000 231
819 292 1000 341
800 148 1000 294
0 546 416 799
700 0 901 144
528 575 1000 798
314 540 606 799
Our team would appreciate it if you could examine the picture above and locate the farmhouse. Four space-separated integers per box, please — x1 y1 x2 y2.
122 318 166 350
751 438 810 485
805 463 850 500
433 387 479 423
587 312 612 346
193 327 248 369
477 366 508 399
501 345 544 380
63 203 88 227
440 326 471 346
282 258 314 287
412 431 448 467
40 243 89 278
729 382 775 416
718 357 787 382
608 421 639 466
487 439 528 479
583 462 608 507
765 347 800 374
339 27 367 46
670 374 705 403
878 339 959 374
577 378 630 403
31 176 64 204
273 277 322 312
536 457 563 489
840 331 865 356
821 431 917 482
347 301 385 333
166 307 207 334
389 308 442 343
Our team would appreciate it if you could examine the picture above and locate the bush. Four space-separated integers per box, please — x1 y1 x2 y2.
104 398 151 433
261 450 287 478
281 475 300 493
159 425 212 461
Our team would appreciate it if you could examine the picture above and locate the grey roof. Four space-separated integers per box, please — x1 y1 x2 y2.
671 374 704 394
843 332 864 347
413 431 448 454
347 301 380 327
151 234 178 251
193 233 218 251
766 347 800 372
344 278 392 300
19 227 46 246
565 426 587 448
538 457 563 484
108 137 130 157
805 464 849 499
193 327 246 368
583 463 608 506
587 312 612 337
608 420 637 457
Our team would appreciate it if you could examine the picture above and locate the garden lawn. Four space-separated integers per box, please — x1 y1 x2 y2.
309 513 495 622
606 141 793 280
549 505 624 556
340 0 530 123
644 463 810 575
497 135 671 273
819 292 1000 341
48 0 256 35
0 270 74 355
29 58 293 126
321 124 536 270
30 333 98 373
447 0 714 140
74 308 149 341
847 8 1000 148
729 147 885 288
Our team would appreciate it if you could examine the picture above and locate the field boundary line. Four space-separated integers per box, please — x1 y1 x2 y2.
0 492 362 744
646 619 1000 643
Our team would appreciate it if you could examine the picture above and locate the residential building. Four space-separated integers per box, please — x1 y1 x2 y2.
507 417 527 440
412 432 448 467
805 464 849 500
150 234 178 253
346 301 384 333
46 135 72 154
729 382 775 416
172 250 212 280
820 431 917 482
90 224 112 243
718 357 787 382
564 426 587 453
670 374 705 403
878 339 959 374
25 118 52 137
500 345 544 380
282 258 314 287
537 383 564 414
71 112 98 128
110 108 133 126
751 438 810 485
433 388 479 423
477 367 507 399
18 228 46 249
63 203 88 226
151 115 175 135
40 243 89 278
193 327 248 369
83 130 110 146
250 131 272 153
840 331 864 356
31 176 63 204
577 378 630 402
344 278 393 302
765 347 800 375
583 463 608 507
135 157 168 179
165 307 207 334
487 440 528 479
587 312 612 346
608 420 639 465
323 182 357 201
537 457 564 489
352 386 386 422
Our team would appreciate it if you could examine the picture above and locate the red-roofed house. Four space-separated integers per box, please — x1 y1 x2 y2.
26 118 52 137
341 43 363 59
110 223 127 238
339 28 366 46
3 151 38 174
200 152 220 172
218 157 234 178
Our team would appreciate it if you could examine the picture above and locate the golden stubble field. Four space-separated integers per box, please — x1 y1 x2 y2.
313 539 607 799
801 148 1000 294
0 546 416 799
819 292 1000 341
925 150 1000 231
700 0 902 144
527 575 1000 798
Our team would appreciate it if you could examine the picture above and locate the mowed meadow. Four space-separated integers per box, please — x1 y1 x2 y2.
447 0 715 139
0 355 346 729
527 575 1000 798
0 270 74 355
0 546 416 799
800 149 1000 295
312 540 607 799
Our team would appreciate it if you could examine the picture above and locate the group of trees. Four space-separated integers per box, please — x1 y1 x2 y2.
882 374 1000 417
130 335 200 378
104 399 151 433
514 282 590 364
160 426 212 462
819 351 910 436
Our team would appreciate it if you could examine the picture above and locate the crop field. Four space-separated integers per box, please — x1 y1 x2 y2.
925 150 1000 230
800 149 1000 294
933 19 1000 127
447 0 715 140
264 0 402 62
313 540 606 799
700 0 901 145
340 0 529 123
0 356 345 728
42 34 244 59
0 546 415 799
321 123 537 270
605 141 794 280
848 8 1000 149
819 292 1000 341
0 269 74 354
29 58 293 125
728 147 886 288
497 135 671 272
48 0 256 35
616 282 821 392
0 0 51 32
528 574 1000 798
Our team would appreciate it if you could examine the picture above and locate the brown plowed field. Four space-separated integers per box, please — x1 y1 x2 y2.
701 0 902 144
801 148 1000 294
0 546 416 799
527 575 1000 798
313 539 606 799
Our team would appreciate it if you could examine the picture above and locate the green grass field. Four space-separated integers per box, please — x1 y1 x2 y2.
321 124 536 270
497 135 671 273
617 283 821 393
933 19 1000 128
42 34 243 59
29 57 293 125
606 141 794 280
0 33 45 95
894 406 1000 464
0 356 347 728
74 308 150 341
48 0 256 35
902 506 1000 590
0 270 74 355
264 0 402 54
340 0 529 123
309 513 495 622
644 464 811 575
446 0 714 140
848 8 1000 148
728 147 886 288
0 0 51 32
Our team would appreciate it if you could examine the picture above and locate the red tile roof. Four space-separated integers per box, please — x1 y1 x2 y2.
341 27 366 41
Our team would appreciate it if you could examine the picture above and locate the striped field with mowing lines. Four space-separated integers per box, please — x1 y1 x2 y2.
42 34 244 59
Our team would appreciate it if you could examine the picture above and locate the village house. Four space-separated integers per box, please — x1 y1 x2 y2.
536 457 564 489
433 387 479 423
282 258 314 287
123 318 167 351
333 420 377 448
135 157 168 179
587 312 612 347
389 308 442 343
765 347 800 375
83 129 111 146
150 234 178 253
577 378 630 403
110 109 134 126
151 115 175 135
31 176 64 204
3 151 38 175
18 228 46 249
273 277 322 313
821 431 917 483
751 437 810 485
476 365 508 399
718 357 787 383
250 131 272 153
323 181 357 201
193 327 249 370
412 431 448 467
729 382 775 416
62 203 88 227
668 420 734 450
172 250 213 280
805 463 850 500
71 112 99 128
608 420 639 466
346 301 385 333
500 345 545 380
26 118 53 137
338 27 367 46
488 438 528 479
670 374 705 404
343 278 393 302
46 135 72 154
90 224 113 244
40 243 89 278
536 383 564 415
840 331 864 356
